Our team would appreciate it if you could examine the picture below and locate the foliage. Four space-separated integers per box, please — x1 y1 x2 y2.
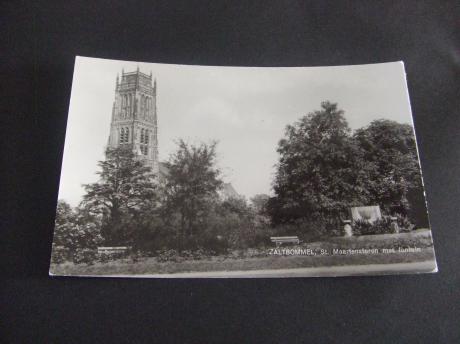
51 200 103 264
162 140 223 242
52 102 427 262
352 215 416 236
270 101 369 226
271 217 335 242
210 196 282 249
50 245 68 265
352 217 395 236
81 146 161 246
250 194 270 215
73 248 99 265
354 119 422 216
395 214 415 232
156 249 181 262
269 102 424 237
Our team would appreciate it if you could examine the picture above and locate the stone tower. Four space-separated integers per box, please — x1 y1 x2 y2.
108 67 159 173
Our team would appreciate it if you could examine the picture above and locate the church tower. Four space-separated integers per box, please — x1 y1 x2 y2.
108 67 159 173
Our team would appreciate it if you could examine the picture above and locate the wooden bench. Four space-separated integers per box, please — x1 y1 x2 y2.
270 236 300 247
97 246 129 255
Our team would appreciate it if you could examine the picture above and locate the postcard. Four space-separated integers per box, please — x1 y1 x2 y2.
50 56 437 277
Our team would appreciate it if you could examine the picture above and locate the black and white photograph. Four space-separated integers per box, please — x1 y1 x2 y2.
49 56 437 277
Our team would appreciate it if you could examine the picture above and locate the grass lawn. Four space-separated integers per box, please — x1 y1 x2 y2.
50 229 436 276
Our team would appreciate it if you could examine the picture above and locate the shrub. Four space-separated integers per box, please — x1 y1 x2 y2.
50 245 70 264
198 233 229 254
353 217 394 235
73 248 98 265
272 218 330 243
395 214 415 232
249 226 277 248
52 201 103 264
155 248 213 262
157 249 180 262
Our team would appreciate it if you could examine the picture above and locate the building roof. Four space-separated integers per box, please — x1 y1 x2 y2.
220 183 242 200
158 161 170 176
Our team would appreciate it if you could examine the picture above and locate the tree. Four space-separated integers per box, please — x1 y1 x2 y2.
270 101 369 225
250 194 270 215
81 146 160 246
354 119 424 220
163 140 223 241
208 196 259 249
51 200 103 263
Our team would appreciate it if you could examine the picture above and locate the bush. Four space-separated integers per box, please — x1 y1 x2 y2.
353 217 394 235
248 226 277 248
272 218 331 243
157 249 181 262
50 245 71 264
351 214 416 236
72 248 98 265
198 234 229 254
155 248 210 262
395 214 415 232
226 224 275 249
52 201 103 263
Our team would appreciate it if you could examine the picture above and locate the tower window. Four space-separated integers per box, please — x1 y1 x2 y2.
140 95 144 115
142 96 147 116
123 95 127 116
119 128 124 144
139 128 149 155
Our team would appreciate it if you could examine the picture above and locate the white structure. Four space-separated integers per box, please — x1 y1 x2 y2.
350 205 382 224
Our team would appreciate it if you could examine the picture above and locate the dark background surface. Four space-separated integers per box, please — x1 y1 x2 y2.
2 1 459 343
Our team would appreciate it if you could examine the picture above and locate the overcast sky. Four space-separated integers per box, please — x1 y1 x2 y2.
59 57 414 206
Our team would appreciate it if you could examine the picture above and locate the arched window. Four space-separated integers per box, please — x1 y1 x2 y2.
140 95 144 115
120 128 124 144
141 96 145 115
125 127 129 143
